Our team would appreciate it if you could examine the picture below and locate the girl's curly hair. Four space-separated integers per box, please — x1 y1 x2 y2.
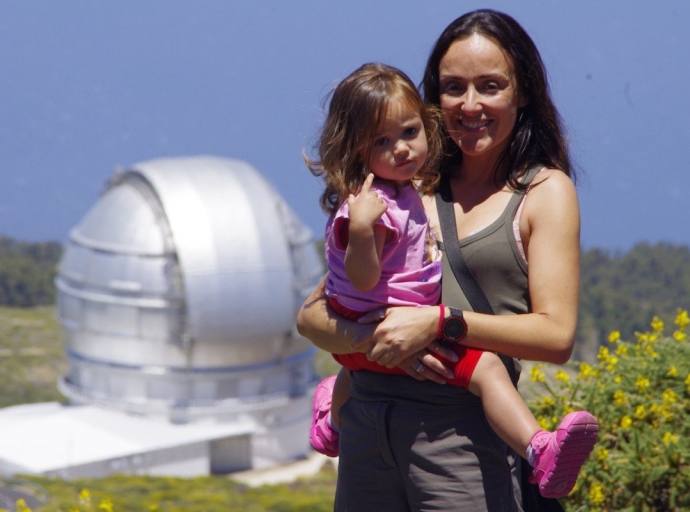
306 62 442 214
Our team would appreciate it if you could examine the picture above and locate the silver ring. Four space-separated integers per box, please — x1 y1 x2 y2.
415 361 424 373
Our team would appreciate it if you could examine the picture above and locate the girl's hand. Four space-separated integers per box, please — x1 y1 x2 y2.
348 173 387 230
352 306 458 369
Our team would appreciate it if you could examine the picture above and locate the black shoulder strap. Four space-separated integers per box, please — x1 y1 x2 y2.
435 175 494 315
435 175 519 385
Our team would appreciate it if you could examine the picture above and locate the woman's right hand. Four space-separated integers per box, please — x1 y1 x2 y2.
353 306 458 383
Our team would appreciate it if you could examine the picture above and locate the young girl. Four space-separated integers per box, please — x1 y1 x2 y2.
305 62 598 499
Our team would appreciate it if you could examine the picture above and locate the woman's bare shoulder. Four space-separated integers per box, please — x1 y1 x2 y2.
527 167 577 206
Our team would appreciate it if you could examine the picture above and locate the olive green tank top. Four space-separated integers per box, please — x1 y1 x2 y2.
438 166 541 315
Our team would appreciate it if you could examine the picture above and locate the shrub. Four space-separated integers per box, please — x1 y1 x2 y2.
529 310 690 511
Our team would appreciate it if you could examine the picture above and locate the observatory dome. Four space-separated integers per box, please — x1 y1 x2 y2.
55 156 324 420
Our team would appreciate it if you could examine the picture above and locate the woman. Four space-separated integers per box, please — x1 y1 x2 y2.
298 9 581 511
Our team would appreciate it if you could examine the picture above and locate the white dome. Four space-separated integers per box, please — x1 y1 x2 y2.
55 156 324 417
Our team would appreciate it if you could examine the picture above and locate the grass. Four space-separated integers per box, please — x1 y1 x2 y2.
19 467 337 511
0 306 66 408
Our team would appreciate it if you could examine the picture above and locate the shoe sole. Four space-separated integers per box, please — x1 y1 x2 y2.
539 411 599 498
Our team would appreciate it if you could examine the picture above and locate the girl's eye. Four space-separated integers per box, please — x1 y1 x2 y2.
373 137 388 147
404 127 418 137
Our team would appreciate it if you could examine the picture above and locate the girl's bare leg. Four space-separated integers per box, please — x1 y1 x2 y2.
467 352 540 458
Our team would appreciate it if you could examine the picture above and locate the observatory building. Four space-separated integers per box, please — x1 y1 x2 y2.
0 157 325 478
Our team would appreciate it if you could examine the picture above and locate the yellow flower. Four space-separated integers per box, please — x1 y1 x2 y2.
615 344 629 357
673 331 687 342
596 448 609 462
644 344 659 358
555 370 570 382
663 432 679 444
663 389 678 405
99 498 114 512
16 500 31 512
635 375 650 391
675 309 689 330
651 316 664 333
537 415 553 430
657 405 674 423
605 356 619 373
589 482 605 505
614 375 622 383
597 346 610 361
540 395 556 408
620 416 633 429
579 363 594 380
530 364 546 383
635 405 647 419
635 331 650 343
608 330 621 343
613 390 627 406
79 489 92 505
668 365 678 377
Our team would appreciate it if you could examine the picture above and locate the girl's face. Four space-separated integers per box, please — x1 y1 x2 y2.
366 98 428 186
438 33 525 166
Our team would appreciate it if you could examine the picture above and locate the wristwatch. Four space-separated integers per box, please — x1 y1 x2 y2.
441 308 468 343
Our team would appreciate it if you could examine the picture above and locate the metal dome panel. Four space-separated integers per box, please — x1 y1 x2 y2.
55 156 323 418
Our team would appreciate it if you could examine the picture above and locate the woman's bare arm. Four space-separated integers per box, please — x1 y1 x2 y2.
296 276 370 355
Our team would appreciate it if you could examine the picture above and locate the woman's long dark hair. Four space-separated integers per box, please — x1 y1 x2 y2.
421 9 574 188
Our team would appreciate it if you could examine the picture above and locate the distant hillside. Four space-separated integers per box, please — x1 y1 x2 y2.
0 237 62 307
576 242 690 361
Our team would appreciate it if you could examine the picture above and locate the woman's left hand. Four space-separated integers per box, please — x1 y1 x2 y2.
397 342 457 384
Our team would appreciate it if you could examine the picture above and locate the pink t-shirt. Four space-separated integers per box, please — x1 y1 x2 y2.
325 182 441 312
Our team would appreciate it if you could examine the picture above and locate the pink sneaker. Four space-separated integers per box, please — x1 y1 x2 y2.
528 411 599 498
309 375 339 457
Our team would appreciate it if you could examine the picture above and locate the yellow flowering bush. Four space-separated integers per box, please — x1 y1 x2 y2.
529 309 690 511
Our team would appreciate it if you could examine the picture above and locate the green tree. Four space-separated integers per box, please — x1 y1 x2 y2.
0 237 62 306
577 243 690 361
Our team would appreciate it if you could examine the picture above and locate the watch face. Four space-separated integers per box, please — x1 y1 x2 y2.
444 319 466 340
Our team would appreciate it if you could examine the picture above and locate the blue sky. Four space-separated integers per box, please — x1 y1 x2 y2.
2 1 689 251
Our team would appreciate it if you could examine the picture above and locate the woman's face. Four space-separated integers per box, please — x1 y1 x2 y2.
438 33 525 165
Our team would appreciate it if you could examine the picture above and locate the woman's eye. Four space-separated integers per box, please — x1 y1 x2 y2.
442 82 464 95
481 82 500 93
